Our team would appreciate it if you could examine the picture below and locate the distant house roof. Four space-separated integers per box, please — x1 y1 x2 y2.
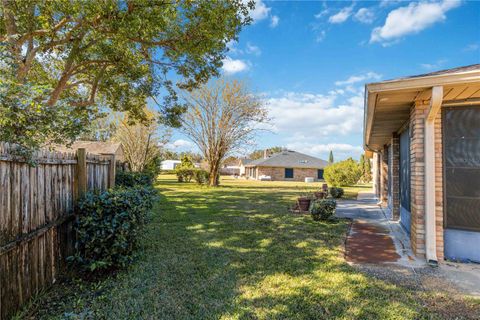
54 141 123 158
239 158 252 166
245 150 328 169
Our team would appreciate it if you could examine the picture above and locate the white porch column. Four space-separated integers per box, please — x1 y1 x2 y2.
425 86 443 263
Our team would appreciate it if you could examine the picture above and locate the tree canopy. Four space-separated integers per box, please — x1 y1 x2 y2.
248 146 283 160
1 0 253 152
180 79 267 186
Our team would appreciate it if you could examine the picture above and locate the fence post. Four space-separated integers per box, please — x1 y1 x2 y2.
108 154 116 188
77 148 87 198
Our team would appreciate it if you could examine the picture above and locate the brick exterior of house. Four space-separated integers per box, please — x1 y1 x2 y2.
373 102 446 260
254 166 322 182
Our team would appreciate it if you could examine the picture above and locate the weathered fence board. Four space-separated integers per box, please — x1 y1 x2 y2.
0 144 116 319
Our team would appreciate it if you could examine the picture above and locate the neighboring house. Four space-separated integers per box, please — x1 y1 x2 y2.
161 160 200 170
364 64 480 263
54 140 124 161
161 160 181 170
238 158 252 176
245 150 328 181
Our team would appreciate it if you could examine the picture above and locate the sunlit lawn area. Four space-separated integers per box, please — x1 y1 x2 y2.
18 175 479 319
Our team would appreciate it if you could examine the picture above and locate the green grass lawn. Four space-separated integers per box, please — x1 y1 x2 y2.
17 175 479 319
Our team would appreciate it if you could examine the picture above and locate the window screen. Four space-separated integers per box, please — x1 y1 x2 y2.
443 106 480 231
285 168 294 178
317 169 324 180
399 128 411 211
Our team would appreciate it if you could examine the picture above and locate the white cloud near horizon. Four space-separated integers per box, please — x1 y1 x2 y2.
335 72 382 86
266 91 364 139
285 142 363 160
370 0 462 44
328 5 354 24
222 56 249 74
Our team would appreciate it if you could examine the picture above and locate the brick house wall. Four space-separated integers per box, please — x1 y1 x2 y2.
410 102 427 257
374 102 445 261
434 110 444 260
255 166 322 182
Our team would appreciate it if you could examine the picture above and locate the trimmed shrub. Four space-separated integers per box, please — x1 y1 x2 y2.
329 187 344 199
175 168 195 182
69 186 157 272
175 155 196 182
324 158 362 186
193 169 209 185
309 199 336 221
115 170 154 187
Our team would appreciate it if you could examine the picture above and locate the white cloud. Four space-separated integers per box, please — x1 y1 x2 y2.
246 42 261 56
354 8 375 24
266 91 364 138
370 0 462 44
285 142 363 160
379 0 403 7
420 58 447 70
165 139 195 151
315 30 327 42
335 72 382 86
222 56 249 74
464 43 480 52
270 15 279 28
328 5 354 24
248 0 271 22
315 9 330 19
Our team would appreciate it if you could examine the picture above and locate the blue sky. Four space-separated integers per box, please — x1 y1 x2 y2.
166 0 480 161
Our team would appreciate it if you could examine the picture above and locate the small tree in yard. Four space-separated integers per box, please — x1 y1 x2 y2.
114 108 171 173
324 158 362 187
180 79 268 186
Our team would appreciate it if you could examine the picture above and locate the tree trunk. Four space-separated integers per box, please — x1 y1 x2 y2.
208 158 220 187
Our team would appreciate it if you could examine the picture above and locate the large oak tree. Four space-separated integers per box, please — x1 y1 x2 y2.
0 0 253 152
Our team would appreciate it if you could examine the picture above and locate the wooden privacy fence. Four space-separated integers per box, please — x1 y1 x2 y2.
0 143 116 320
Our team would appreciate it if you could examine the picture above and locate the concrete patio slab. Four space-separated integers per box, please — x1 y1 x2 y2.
336 190 480 297
336 191 424 267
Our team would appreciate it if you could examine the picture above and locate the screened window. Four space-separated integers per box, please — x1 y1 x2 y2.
285 168 294 178
443 107 480 231
399 129 411 211
317 169 324 180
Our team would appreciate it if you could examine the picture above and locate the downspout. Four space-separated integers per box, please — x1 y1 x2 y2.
424 86 443 264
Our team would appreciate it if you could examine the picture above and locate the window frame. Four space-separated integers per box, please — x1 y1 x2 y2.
284 168 294 179
442 105 480 232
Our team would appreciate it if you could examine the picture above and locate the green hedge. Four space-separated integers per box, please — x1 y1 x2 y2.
69 186 157 272
115 170 155 187
324 158 362 186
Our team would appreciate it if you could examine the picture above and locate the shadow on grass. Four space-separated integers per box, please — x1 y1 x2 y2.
18 176 477 319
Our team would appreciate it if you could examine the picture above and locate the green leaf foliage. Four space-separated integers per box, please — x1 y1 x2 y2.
70 186 157 272
329 187 344 199
1 0 253 151
309 199 336 221
115 170 155 188
324 158 362 187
